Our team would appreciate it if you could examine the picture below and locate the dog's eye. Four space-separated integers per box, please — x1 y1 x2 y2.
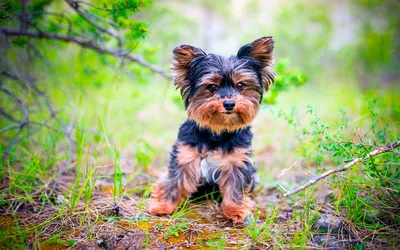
207 84 218 93
236 82 245 91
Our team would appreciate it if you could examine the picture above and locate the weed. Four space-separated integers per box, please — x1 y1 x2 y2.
164 218 188 238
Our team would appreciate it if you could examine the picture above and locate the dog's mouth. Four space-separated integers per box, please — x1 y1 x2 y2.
223 111 234 115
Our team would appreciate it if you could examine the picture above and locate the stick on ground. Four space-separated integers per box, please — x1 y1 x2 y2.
283 141 400 197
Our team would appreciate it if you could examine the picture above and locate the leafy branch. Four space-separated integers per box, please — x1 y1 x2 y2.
0 0 172 79
0 27 172 79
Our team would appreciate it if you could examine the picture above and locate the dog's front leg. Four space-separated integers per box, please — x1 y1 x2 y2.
214 150 256 222
147 142 202 215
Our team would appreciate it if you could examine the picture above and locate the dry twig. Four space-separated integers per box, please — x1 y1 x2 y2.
283 141 400 197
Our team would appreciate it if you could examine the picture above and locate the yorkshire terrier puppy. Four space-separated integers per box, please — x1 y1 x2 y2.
148 36 274 222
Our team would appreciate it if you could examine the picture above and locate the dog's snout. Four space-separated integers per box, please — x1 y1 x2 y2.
223 100 235 111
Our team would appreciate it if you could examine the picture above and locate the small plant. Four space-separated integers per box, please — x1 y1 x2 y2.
164 218 188 238
245 217 267 241
245 207 278 243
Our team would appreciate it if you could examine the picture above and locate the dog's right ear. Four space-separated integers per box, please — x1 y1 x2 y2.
171 45 206 103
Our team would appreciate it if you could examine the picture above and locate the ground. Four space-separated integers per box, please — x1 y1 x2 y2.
0 139 387 249
0 176 358 249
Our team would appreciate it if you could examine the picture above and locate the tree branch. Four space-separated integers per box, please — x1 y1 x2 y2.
283 141 400 197
0 27 172 79
0 84 29 132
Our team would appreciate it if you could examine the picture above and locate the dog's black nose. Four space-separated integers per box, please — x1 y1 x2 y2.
223 100 235 111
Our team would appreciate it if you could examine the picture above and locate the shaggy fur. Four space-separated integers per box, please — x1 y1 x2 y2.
147 36 275 222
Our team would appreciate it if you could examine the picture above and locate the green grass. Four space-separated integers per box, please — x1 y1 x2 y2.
245 206 277 243
1 80 399 248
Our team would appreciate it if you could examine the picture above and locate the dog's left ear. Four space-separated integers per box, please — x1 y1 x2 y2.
237 36 275 90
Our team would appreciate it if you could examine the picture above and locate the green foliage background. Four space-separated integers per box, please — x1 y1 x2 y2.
0 0 399 248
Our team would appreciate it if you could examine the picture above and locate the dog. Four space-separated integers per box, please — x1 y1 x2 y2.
147 36 275 222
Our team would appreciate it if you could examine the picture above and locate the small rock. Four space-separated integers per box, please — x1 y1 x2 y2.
56 195 67 206
312 214 343 232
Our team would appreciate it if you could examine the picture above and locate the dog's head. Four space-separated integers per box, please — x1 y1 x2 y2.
171 36 274 133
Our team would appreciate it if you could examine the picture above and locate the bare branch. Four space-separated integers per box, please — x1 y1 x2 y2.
283 141 400 197
0 27 172 79
3 118 53 158
3 71 56 117
0 84 29 130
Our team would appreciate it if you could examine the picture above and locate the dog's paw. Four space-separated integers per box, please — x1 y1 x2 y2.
221 202 252 222
147 199 177 215
147 183 180 215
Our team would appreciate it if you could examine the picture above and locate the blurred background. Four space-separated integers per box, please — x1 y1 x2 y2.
0 0 399 248
1 0 399 207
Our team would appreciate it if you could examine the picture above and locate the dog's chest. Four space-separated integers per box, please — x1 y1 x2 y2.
197 150 224 184
199 154 219 184
198 150 251 184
